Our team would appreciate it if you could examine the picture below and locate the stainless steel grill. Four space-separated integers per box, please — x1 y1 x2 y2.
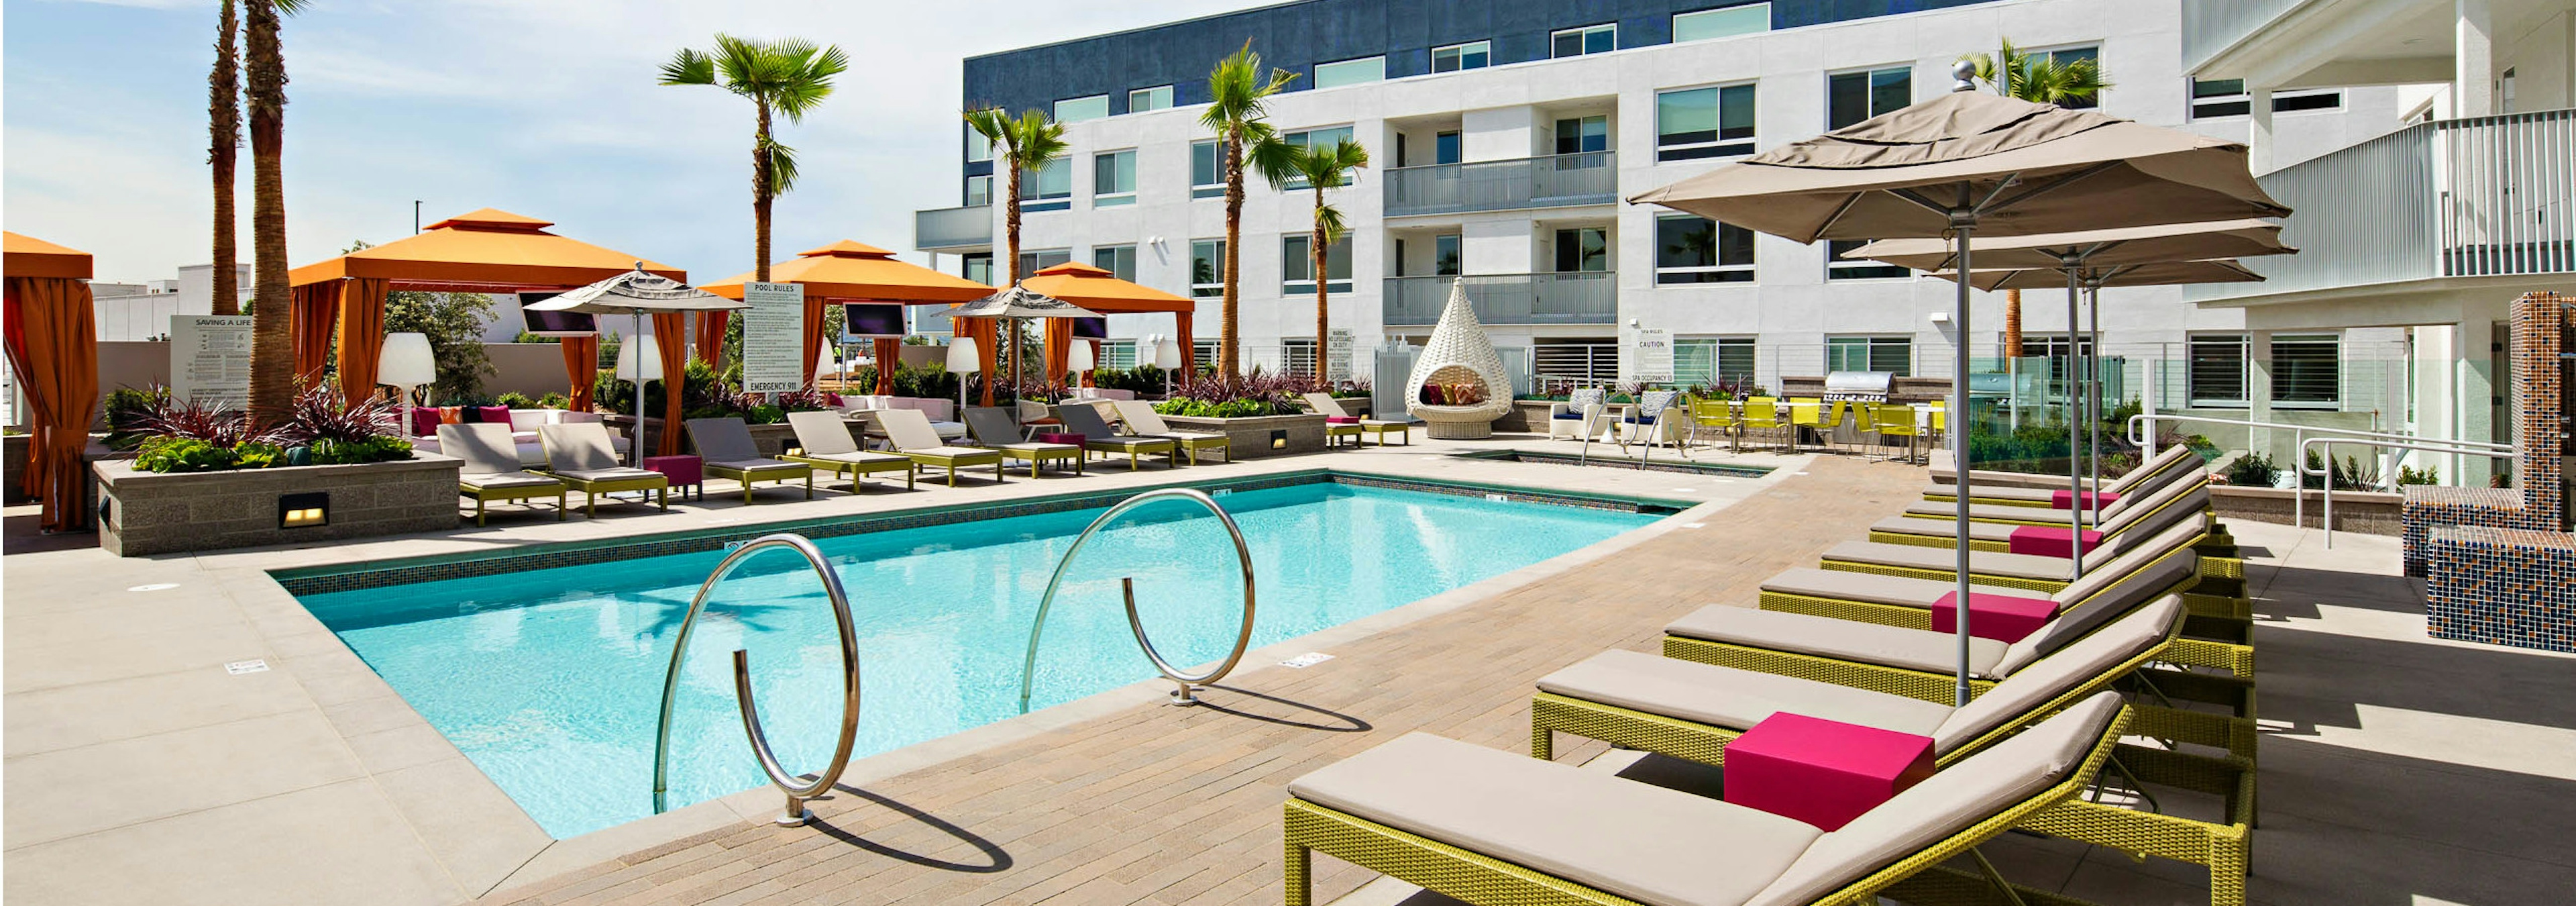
1822 370 1896 403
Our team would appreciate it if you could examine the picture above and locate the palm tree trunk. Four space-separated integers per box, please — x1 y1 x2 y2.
753 104 773 283
2002 288 2023 364
209 0 241 317
1220 134 1244 380
242 0 293 427
1311 189 1328 379
997 158 1024 405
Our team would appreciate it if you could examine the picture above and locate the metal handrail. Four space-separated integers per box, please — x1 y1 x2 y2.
652 534 861 826
2128 412 2510 525
1017 488 1256 713
2299 437 2516 549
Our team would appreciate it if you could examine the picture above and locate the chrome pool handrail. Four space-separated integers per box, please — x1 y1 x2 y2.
1017 488 1256 713
651 534 861 826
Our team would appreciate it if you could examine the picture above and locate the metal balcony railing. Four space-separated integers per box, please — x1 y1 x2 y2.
2180 0 2310 72
914 205 993 250
1384 272 1617 326
1381 152 1617 217
2190 108 2575 303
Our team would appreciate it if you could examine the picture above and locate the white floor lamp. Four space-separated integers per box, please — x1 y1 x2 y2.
1153 336 1182 399
378 332 437 436
946 336 979 415
614 333 663 466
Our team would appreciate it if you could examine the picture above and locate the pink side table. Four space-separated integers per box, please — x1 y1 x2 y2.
1930 591 2058 643
2008 524 2104 558
2051 489 2120 509
641 454 704 501
1725 713 1935 831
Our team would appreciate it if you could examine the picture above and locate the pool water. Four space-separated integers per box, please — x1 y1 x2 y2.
298 483 1662 837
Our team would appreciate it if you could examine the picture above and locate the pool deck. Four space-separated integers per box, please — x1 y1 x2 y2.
10 436 2574 905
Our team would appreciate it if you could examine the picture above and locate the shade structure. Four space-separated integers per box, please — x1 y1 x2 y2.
1931 258 2266 292
1841 218 2293 273
703 241 998 391
950 284 1106 320
529 270 747 462
1011 262 1198 389
1 232 96 532
1628 79 2291 707
287 208 684 406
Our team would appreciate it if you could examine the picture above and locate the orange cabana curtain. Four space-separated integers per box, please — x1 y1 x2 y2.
798 297 829 388
1083 340 1099 387
334 278 388 405
559 335 599 411
872 338 900 395
2 277 99 532
1041 319 1073 387
289 282 339 388
651 312 689 456
1174 312 1197 389
960 316 1000 406
694 311 726 365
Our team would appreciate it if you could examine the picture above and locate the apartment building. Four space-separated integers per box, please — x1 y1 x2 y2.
913 0 2407 415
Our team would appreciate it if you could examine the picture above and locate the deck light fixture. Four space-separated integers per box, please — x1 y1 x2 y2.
279 492 329 529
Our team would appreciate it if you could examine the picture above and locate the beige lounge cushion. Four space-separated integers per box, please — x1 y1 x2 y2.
1289 732 1822 906
439 423 527 474
1871 516 2020 542
537 422 624 472
1665 606 2010 678
786 410 865 456
1820 541 2086 582
1902 501 2100 523
996 442 1079 455
1761 568 2032 609
2045 517 2208 609
802 450 908 466
1996 552 2197 673
1922 483 2057 503
1538 650 1951 738
1744 693 2122 906
906 445 1001 460
553 467 664 483
460 471 560 491
1935 600 2178 750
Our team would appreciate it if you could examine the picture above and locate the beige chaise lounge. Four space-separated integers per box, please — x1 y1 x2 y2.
535 422 668 517
440 423 566 525
1874 472 2210 549
684 417 814 503
1056 402 1179 469
1302 392 1410 447
1112 400 1230 465
877 408 1005 486
963 407 1083 478
782 411 916 492
1919 444 2201 507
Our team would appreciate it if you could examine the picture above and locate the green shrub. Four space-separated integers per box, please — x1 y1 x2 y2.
535 391 571 409
494 392 537 409
136 437 240 472
309 435 415 465
233 442 284 469
103 386 164 451
2222 452 2281 487
2398 464 2440 486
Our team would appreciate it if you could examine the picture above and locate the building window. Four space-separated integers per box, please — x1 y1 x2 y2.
2188 79 2343 119
1282 234 1354 294
1675 338 1757 387
2019 335 2097 399
962 253 994 287
1434 130 1462 164
1016 248 1071 279
1554 228 1609 272
1827 337 1911 376
965 128 991 164
1555 115 1608 154
1092 244 1136 282
963 174 992 207
1283 338 1319 376
1279 126 1358 189
1655 215 1754 283
1432 40 1491 73
1093 150 1136 207
1536 339 1621 383
1826 240 1909 280
1190 239 1226 297
1193 340 1220 366
1314 56 1386 89
2272 334 2341 407
2041 46 2101 109
1128 85 1174 113
1055 95 1109 123
2188 334 2248 407
1434 234 1461 275
1673 4 1770 43
1656 83 1756 161
1098 340 1138 370
1552 23 1616 58
1828 66 1911 130
1018 158 1071 211
1190 140 1225 199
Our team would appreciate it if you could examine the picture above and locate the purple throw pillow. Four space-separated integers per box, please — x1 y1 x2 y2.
478 405 511 425
411 407 440 438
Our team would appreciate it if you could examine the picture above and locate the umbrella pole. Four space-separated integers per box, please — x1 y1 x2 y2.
633 312 647 466
2064 266 2086 576
2087 283 2104 517
1949 217 1977 707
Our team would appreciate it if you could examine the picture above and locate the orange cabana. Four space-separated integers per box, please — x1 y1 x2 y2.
701 241 992 396
3 232 98 532
1016 262 1198 389
287 208 684 405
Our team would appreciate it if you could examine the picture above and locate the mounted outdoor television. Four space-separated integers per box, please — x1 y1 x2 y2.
516 292 596 336
1069 316 1108 340
843 302 908 340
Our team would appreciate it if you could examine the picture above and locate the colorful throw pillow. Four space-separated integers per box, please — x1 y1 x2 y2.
478 405 511 425
438 406 465 425
410 407 440 438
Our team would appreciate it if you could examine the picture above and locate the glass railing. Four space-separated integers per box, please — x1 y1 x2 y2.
913 205 993 250
1383 272 1617 325
1381 152 1616 217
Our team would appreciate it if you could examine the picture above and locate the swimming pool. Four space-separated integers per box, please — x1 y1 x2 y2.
293 479 1667 837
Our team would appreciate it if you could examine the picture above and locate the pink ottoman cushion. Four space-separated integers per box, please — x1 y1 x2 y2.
2008 524 2104 558
1930 591 2057 643
2050 489 2121 509
639 454 702 487
1726 713 1935 831
1034 432 1086 446
1325 415 1360 424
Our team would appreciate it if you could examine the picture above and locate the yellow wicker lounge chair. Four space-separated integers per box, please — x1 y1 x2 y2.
439 423 566 525
1112 400 1231 464
1849 481 2245 594
684 417 814 503
1056 403 1179 469
1304 392 1410 446
781 411 915 492
1921 444 2200 508
535 422 668 517
963 407 1083 477
1286 694 2143 906
877 408 1005 486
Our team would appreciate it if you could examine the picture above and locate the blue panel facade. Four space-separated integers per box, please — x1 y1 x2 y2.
960 0 1995 128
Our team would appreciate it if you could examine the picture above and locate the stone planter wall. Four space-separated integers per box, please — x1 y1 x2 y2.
95 455 462 556
1157 413 1330 460
1498 399 1560 433
2209 485 2404 536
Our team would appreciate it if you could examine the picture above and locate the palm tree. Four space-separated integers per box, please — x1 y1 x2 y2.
1265 138 1369 377
963 105 1067 389
241 0 303 426
207 0 241 317
1199 41 1299 380
660 35 849 283
1957 39 2110 359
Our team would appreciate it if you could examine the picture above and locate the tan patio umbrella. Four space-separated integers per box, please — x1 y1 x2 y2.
1628 64 2290 705
528 268 749 463
950 284 1104 404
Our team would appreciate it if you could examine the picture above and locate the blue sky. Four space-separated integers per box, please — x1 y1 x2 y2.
3 0 1248 284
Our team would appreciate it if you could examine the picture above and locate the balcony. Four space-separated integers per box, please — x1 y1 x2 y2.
1384 272 1616 326
914 205 992 251
2180 0 2310 72
2190 108 2575 305
1382 152 1617 218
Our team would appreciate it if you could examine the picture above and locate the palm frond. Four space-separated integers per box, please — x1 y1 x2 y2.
1248 135 1301 189
659 48 716 86
963 105 1012 148
1314 203 1349 244
765 139 800 195
1199 40 1298 139
1008 109 1070 172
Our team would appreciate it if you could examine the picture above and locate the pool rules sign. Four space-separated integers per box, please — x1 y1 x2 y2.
740 282 804 394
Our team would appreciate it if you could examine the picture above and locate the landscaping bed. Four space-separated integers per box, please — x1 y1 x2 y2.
95 454 462 556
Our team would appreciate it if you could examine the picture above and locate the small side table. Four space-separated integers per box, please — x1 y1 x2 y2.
2006 524 2104 558
641 454 704 502
1725 712 1934 831
1931 590 2058 644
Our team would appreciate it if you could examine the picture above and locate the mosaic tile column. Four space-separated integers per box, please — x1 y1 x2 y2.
2402 291 2569 574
